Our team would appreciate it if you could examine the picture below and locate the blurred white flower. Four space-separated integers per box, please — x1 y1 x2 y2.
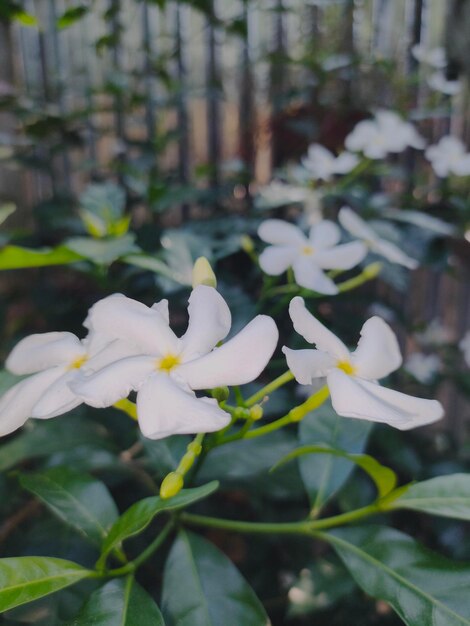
338 207 418 270
256 181 313 209
301 144 359 181
72 286 278 440
404 353 441 384
283 297 444 430
411 44 446 68
428 71 461 96
425 136 470 177
416 319 453 347
459 331 470 368
258 219 366 294
0 331 122 436
345 110 425 159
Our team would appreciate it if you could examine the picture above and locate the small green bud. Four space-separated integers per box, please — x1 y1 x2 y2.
160 472 184 499
234 406 251 420
211 386 230 402
363 261 382 279
187 441 202 457
250 404 264 421
192 256 217 288
240 234 255 254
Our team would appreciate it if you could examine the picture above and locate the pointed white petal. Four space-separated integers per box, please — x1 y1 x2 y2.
32 370 82 418
259 246 297 275
292 257 338 294
177 315 278 389
282 347 335 383
338 207 376 241
6 332 85 375
71 356 155 408
85 293 179 355
371 238 418 269
288 297 349 359
334 152 359 174
352 317 402 379
151 299 169 323
327 370 443 429
137 373 230 439
0 367 67 436
84 339 143 373
258 219 306 246
309 221 341 248
315 241 367 270
180 286 231 360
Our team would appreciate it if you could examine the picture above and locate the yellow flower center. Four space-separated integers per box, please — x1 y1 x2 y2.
68 355 88 370
157 354 181 373
336 360 356 376
302 245 314 256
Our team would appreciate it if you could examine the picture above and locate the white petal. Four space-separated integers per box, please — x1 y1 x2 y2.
151 299 169 323
0 367 67 436
315 241 367 270
371 238 418 269
292 257 338 294
309 221 341 248
338 207 376 241
137 373 230 439
85 293 179 355
6 332 85 375
288 297 349 359
258 219 306 246
71 356 155 408
453 154 470 177
259 246 297 275
32 370 82 419
345 120 376 152
352 317 402 379
334 152 359 174
84 338 143 373
180 286 231 360
327 370 443 429
177 315 278 389
282 347 335 383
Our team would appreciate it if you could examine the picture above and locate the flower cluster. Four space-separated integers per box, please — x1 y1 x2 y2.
0 283 444 439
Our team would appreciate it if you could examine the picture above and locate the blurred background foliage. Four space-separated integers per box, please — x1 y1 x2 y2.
0 0 469 624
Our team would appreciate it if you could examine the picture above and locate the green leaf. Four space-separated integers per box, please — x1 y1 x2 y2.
298 402 372 512
65 234 139 265
66 577 165 625
97 482 218 569
0 557 93 613
0 203 16 226
57 5 88 29
324 525 470 626
0 245 84 270
274 445 396 499
18 468 118 546
162 530 269 626
0 417 116 472
123 253 190 284
385 473 470 521
80 183 126 224
13 10 38 27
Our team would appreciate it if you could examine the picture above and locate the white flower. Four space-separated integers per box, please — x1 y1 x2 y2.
0 331 124 436
283 297 444 430
411 44 446 68
459 331 470 368
301 144 359 181
71 286 278 440
425 136 470 177
345 110 425 159
427 71 461 96
258 219 366 295
416 319 453 347
255 181 313 209
338 207 418 270
404 353 441 384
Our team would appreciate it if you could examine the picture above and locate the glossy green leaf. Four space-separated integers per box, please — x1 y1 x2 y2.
123 254 189 284
66 577 165 625
97 482 218 569
0 557 93 612
274 445 396 499
298 402 372 512
162 530 269 626
65 234 139 265
324 525 470 626
19 468 118 546
0 245 84 269
385 473 470 520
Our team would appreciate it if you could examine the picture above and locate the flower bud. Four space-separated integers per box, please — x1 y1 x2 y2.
160 472 184 499
249 404 264 421
363 261 382 279
240 234 255 254
211 386 230 402
192 257 217 288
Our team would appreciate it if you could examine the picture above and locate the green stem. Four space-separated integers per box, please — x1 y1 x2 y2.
106 521 174 577
245 371 295 407
337 262 382 293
